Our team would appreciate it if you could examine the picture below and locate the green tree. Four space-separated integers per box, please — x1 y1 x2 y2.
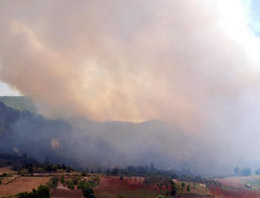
187 184 191 192
36 185 50 198
234 167 240 176
17 185 49 198
241 167 251 176
170 181 176 196
61 175 65 185
255 169 260 175
67 181 74 190
49 177 59 188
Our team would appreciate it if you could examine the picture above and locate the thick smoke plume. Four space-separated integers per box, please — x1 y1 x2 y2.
1 0 260 175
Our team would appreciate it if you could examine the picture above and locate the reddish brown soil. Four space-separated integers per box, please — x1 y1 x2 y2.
217 177 246 188
209 184 260 198
0 177 50 197
51 189 83 198
95 176 147 193
207 177 260 198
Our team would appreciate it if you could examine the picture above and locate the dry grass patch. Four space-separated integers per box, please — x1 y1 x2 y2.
0 167 15 175
0 177 50 197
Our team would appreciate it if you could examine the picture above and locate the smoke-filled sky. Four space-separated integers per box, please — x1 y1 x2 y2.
2 0 260 175
0 0 260 124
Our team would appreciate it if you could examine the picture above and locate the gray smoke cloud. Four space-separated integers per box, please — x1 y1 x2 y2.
1 0 260 175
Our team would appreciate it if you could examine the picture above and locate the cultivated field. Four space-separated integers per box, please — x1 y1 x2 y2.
51 188 83 198
209 175 260 198
0 167 15 175
0 176 50 197
95 176 159 198
4 165 260 198
95 176 212 198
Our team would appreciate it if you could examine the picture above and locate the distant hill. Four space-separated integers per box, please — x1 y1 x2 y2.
0 152 39 169
0 102 32 137
0 102 75 165
0 101 189 173
0 96 37 113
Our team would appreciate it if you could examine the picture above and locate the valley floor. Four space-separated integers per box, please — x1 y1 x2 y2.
2 166 260 198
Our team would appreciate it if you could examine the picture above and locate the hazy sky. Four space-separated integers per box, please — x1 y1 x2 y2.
0 82 20 96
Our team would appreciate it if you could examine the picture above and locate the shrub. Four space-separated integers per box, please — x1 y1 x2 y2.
187 184 191 192
48 177 59 188
61 175 64 184
83 188 95 198
68 181 74 190
17 185 49 198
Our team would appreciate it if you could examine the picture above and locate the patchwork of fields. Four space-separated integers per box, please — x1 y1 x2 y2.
2 166 260 198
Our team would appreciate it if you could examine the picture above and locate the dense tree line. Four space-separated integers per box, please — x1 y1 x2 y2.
105 164 207 183
106 164 179 178
144 175 173 192
234 167 251 176
23 161 74 174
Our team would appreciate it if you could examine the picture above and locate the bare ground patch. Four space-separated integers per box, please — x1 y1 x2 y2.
0 176 50 197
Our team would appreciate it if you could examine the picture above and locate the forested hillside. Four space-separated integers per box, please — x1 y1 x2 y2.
0 96 36 113
0 101 189 174
0 102 32 137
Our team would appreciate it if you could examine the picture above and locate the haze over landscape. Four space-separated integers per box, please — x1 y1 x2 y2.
1 0 260 177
